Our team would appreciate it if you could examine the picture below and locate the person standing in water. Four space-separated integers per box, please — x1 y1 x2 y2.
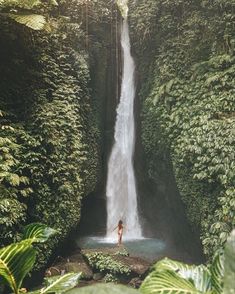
113 220 124 246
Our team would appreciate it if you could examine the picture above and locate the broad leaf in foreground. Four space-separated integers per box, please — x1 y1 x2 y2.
0 240 36 294
29 273 81 294
210 251 224 294
22 223 57 243
67 283 139 294
152 258 211 292
140 270 200 294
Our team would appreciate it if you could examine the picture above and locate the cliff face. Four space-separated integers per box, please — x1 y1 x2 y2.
0 0 119 268
129 0 235 258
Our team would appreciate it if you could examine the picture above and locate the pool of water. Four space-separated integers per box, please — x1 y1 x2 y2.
76 236 167 261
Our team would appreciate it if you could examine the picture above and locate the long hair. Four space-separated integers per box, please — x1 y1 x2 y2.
118 220 123 225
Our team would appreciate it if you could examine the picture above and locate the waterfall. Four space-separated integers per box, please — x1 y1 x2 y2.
106 18 142 240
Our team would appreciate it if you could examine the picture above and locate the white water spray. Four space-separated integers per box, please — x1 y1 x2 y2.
106 18 142 240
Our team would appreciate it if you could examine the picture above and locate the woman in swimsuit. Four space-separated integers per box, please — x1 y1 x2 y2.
117 220 124 246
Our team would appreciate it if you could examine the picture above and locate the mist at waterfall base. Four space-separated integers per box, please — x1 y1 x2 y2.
76 19 203 263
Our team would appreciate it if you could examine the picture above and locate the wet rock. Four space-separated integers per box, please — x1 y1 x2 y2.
82 246 151 278
93 272 104 281
45 266 62 276
65 262 93 280
129 277 143 288
113 255 150 276
45 253 93 280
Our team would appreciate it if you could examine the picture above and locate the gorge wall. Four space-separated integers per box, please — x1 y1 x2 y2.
129 0 235 258
0 0 234 271
0 0 118 269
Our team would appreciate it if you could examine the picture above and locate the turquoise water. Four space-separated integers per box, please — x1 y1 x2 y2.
76 237 166 261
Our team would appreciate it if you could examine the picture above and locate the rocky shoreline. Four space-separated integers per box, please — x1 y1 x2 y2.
45 246 152 288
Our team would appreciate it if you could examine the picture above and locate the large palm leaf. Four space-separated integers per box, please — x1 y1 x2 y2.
0 240 36 294
29 273 81 294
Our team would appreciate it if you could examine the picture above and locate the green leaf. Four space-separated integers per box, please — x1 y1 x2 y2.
210 251 224 294
8 13 46 30
8 174 20 186
29 273 81 294
0 240 36 294
67 283 139 294
141 270 200 294
22 223 57 243
152 258 211 292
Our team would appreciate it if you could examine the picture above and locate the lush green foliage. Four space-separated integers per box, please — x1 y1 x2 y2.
67 283 139 294
141 252 224 294
129 0 235 257
0 0 105 269
0 0 58 30
29 273 81 294
85 251 131 275
0 223 56 294
0 0 121 270
0 228 234 294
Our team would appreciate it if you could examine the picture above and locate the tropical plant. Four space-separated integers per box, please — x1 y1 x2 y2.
129 0 235 257
85 251 131 275
0 0 58 30
66 283 139 294
0 223 57 294
140 252 224 294
29 273 82 294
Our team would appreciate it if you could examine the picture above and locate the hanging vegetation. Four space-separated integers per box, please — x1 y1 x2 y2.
129 0 235 258
0 0 116 269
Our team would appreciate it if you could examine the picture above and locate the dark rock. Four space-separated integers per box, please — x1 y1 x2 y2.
113 255 150 276
65 262 93 280
93 272 105 281
82 246 151 277
129 277 143 288
45 253 93 280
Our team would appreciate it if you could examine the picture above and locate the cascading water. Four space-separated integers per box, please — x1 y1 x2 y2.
106 17 142 241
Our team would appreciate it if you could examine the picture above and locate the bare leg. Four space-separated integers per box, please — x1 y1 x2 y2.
118 233 121 246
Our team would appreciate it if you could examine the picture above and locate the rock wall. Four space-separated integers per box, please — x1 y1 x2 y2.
129 0 235 258
0 0 119 269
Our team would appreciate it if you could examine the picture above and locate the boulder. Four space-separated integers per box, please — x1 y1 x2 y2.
128 277 143 288
65 262 93 280
93 272 104 281
113 255 150 276
82 246 151 277
45 253 93 280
